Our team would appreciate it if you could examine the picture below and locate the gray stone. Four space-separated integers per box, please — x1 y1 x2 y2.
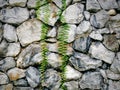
0 0 8 7
16 19 45 46
110 52 120 74
0 84 13 90
80 72 102 90
98 0 118 10
96 28 110 34
26 66 40 88
52 0 72 9
73 36 91 53
6 43 21 57
27 0 48 8
58 24 76 43
9 0 27 7
43 69 61 90
108 80 120 90
0 40 8 57
13 79 28 86
7 68 25 81
103 35 119 52
47 43 58 53
108 14 120 38
72 0 81 3
0 7 29 24
48 53 62 68
0 72 9 85
89 42 115 64
89 31 103 41
29 9 36 19
65 65 82 80
3 24 18 42
17 44 42 68
0 57 15 72
84 11 90 20
47 27 57 38
63 81 79 90
14 87 34 90
90 10 109 28
76 21 92 35
0 22 3 42
61 3 84 24
70 52 102 71
86 0 101 12
46 38 57 43
36 3 61 26
106 70 120 80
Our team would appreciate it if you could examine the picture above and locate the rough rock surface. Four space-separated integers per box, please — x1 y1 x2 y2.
36 3 61 26
70 52 102 71
73 36 91 53
7 68 25 81
108 80 120 90
0 57 15 72
0 7 29 24
76 20 92 35
61 3 84 24
65 65 82 80
0 72 9 85
0 84 13 90
17 44 42 68
52 0 72 9
26 66 40 88
3 24 18 42
9 0 27 7
90 10 109 28
98 0 118 10
58 24 76 43
16 19 44 46
0 0 8 7
89 42 115 64
86 0 101 12
80 72 102 90
0 0 120 90
43 69 61 90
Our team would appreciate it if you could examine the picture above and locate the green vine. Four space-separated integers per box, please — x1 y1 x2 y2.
62 0 67 10
40 23 49 83
58 24 70 90
36 0 70 90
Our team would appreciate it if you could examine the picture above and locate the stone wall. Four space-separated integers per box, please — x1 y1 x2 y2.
0 0 120 90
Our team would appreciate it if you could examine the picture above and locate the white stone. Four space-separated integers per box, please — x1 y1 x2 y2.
3 24 17 42
7 68 25 81
16 19 44 46
47 27 57 38
36 3 61 26
48 53 62 68
52 0 72 9
89 42 115 64
65 65 82 80
6 43 20 57
76 21 92 35
61 3 84 24
9 0 27 7
89 31 103 41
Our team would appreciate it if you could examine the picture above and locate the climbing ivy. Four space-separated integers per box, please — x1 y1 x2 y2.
36 0 70 90
58 24 70 90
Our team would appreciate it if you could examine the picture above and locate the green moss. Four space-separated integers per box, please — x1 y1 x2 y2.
40 42 48 83
62 0 67 10
36 3 50 24
41 23 49 40
58 24 70 90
